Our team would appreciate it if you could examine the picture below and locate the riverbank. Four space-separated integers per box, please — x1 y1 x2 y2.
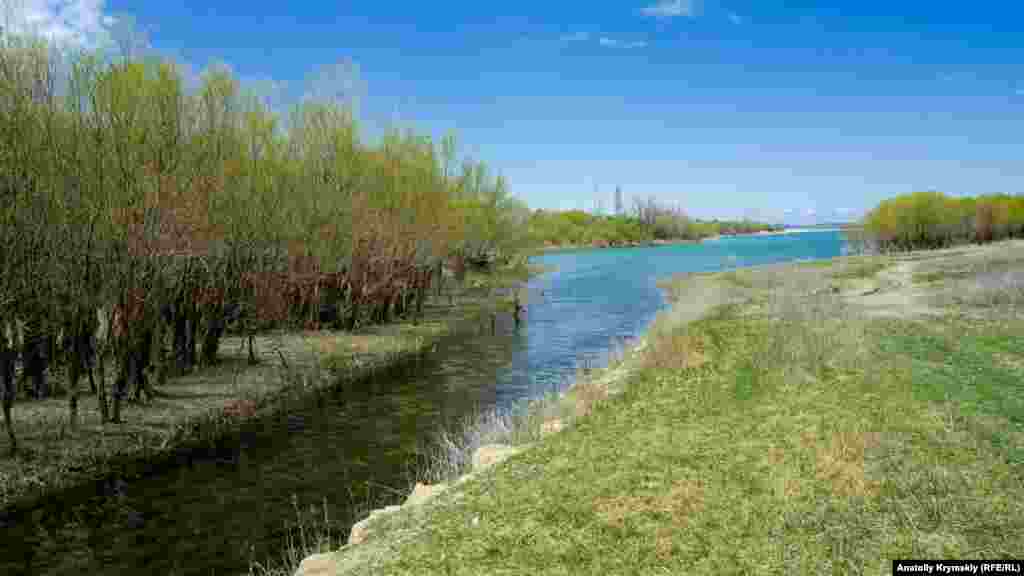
702 227 851 241
0 265 538 515
292 239 1024 575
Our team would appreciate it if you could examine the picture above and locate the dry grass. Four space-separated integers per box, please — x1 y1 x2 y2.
642 332 707 372
807 429 884 499
595 477 706 528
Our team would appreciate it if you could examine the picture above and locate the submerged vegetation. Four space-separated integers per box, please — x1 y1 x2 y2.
0 30 533 462
861 191 1024 251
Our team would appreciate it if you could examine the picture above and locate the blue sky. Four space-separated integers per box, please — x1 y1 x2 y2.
9 1 1024 224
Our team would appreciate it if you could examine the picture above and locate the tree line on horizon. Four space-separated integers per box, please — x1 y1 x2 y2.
528 196 780 247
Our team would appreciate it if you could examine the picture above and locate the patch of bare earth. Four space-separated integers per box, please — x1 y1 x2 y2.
846 261 945 319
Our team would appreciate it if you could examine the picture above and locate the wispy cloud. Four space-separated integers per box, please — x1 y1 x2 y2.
560 31 590 42
727 11 742 25
641 0 701 18
561 32 647 49
598 36 648 49
1 0 117 48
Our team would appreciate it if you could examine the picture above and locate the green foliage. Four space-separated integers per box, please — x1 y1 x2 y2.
0 31 533 432
863 191 1024 251
0 33 525 325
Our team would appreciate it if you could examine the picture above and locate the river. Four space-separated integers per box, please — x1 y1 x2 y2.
0 230 847 576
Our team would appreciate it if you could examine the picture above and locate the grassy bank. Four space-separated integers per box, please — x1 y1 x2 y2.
296 240 1024 575
0 265 538 514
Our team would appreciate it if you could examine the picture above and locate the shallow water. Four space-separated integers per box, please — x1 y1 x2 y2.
0 230 845 576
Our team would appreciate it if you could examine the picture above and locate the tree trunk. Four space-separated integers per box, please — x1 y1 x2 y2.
68 358 80 431
247 333 258 365
112 352 128 423
1 342 17 457
347 297 360 331
513 294 522 330
133 329 154 403
96 343 110 423
65 321 79 430
150 317 167 391
20 316 49 399
201 308 224 366
312 280 320 330
187 303 200 369
172 300 190 375
172 298 201 375
86 318 98 395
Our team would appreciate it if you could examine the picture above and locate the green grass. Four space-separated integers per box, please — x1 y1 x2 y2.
330 276 1024 575
829 259 890 280
720 270 755 289
911 270 953 284
796 259 836 269
874 318 1024 464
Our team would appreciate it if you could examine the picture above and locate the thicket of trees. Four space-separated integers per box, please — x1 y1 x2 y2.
862 191 1024 251
0 35 531 453
528 197 779 247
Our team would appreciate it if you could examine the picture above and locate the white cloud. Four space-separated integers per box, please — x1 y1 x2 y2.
641 0 700 18
804 208 817 217
783 208 795 214
560 31 589 42
727 11 742 25
1 0 117 49
598 36 648 49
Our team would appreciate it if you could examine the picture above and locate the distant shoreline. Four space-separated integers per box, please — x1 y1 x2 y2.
535 227 853 253
534 238 703 253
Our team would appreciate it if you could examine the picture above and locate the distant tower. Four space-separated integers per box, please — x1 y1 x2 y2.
614 185 623 215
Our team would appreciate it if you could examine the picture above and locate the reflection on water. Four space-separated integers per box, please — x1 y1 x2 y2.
0 231 845 576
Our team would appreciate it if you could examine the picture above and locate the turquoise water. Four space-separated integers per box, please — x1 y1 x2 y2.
497 229 848 403
0 230 846 576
